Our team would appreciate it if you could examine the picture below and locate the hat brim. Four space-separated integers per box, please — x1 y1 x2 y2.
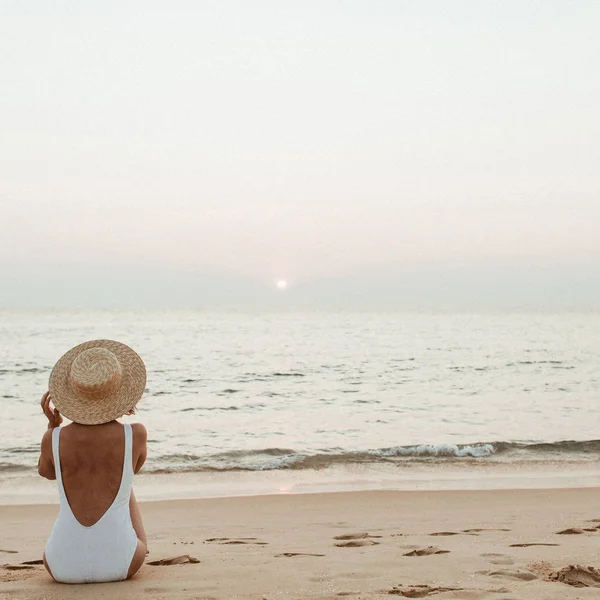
49 340 146 425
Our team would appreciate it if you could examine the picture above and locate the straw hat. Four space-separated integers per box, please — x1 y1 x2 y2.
49 340 146 425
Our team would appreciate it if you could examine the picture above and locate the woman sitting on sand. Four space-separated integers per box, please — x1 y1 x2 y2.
37 340 148 583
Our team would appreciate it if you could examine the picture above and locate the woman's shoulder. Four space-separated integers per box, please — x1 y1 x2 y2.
131 422 147 443
130 423 147 469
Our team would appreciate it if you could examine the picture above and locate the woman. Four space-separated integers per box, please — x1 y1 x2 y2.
37 339 148 583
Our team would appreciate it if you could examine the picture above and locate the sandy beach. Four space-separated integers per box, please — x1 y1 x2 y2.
3 487 600 599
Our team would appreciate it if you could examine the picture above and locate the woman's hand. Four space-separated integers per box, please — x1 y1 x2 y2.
41 392 63 429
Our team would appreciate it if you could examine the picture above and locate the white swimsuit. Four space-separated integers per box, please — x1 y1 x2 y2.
45 424 138 584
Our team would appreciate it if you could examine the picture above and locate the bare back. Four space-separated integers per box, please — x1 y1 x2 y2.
55 422 140 527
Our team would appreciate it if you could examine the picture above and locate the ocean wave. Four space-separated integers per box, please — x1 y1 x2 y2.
142 439 600 473
272 372 305 377
0 462 31 473
495 439 600 455
147 444 494 472
179 403 266 412
0 366 48 375
3 439 599 475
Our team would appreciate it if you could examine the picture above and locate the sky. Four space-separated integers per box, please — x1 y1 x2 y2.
1 1 599 309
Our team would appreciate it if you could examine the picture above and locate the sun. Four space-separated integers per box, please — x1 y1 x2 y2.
276 280 288 290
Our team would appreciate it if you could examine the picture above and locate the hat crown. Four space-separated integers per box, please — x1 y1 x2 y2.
70 347 123 398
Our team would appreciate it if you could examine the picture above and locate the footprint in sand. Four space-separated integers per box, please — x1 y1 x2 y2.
509 543 559 547
205 537 268 545
334 532 381 548
222 540 268 545
147 554 200 566
1 565 36 571
430 530 503 537
477 569 538 581
387 584 464 597
333 532 382 541
336 540 380 547
550 565 600 588
481 553 515 566
403 546 449 557
555 527 590 535
275 552 326 558
462 528 511 533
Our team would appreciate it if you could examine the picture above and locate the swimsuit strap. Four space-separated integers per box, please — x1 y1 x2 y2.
113 423 134 506
51 427 69 507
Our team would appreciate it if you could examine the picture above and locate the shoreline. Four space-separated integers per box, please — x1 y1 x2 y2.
2 461 600 506
3 487 600 598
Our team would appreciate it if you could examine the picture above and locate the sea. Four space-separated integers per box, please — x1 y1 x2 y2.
1 309 599 503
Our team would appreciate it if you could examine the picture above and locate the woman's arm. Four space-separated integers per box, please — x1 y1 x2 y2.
38 429 56 480
38 392 63 480
132 423 148 474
